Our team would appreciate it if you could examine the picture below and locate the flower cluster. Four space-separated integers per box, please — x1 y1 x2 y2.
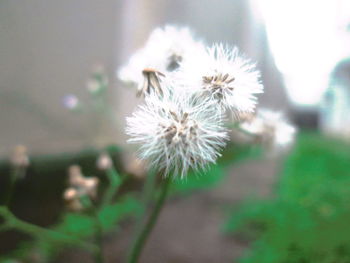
118 25 206 97
63 165 99 211
238 109 297 153
119 25 296 178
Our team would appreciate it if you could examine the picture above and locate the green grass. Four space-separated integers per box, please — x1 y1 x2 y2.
224 132 350 263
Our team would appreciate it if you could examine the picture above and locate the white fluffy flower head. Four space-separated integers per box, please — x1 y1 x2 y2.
240 109 297 152
118 25 205 97
178 43 263 113
126 92 228 178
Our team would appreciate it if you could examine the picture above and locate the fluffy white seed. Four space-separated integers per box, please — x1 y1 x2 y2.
126 92 228 178
118 25 206 97
177 43 263 113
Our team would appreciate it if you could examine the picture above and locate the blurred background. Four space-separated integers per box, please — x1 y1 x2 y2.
1 0 350 262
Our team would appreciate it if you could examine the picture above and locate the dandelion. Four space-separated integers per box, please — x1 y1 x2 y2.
178 43 263 113
118 25 205 97
126 92 228 178
239 109 297 152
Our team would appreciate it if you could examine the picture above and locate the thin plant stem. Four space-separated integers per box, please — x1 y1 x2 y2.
102 166 123 205
4 168 23 207
141 169 158 208
0 206 97 252
91 208 104 263
80 196 105 263
127 176 171 263
126 169 158 262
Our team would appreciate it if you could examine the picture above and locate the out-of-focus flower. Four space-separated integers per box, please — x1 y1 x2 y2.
118 25 205 97
177 43 263 113
239 109 297 153
126 92 228 178
122 152 147 179
87 64 109 95
63 94 79 110
96 152 113 171
63 165 99 211
86 78 102 94
10 145 29 169
92 63 106 76
63 188 84 211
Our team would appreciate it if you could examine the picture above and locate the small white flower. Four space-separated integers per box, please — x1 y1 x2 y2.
240 109 296 152
10 145 29 168
126 91 228 178
63 94 79 110
67 165 99 199
96 152 113 171
177 43 263 113
118 25 205 97
86 79 101 94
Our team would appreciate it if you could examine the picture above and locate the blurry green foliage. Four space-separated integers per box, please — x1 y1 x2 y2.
0 145 141 262
171 164 225 194
0 138 262 262
0 196 141 262
224 133 350 263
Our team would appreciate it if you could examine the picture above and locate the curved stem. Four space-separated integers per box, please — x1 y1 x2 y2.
92 209 104 263
102 167 123 205
81 196 105 263
0 206 97 252
141 169 158 208
127 176 171 263
4 168 20 206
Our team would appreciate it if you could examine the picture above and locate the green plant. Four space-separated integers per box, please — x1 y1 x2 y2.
224 132 350 263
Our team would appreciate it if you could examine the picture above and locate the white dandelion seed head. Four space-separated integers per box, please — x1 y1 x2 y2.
177 43 263 113
118 25 206 97
126 91 228 178
240 108 297 152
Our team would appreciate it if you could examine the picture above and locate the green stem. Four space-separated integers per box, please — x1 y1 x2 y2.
91 209 104 263
127 176 171 263
0 206 97 252
4 169 17 206
141 169 158 208
80 196 104 263
126 169 158 263
102 167 123 204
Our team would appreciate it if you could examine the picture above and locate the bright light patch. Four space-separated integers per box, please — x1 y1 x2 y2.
251 0 349 106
